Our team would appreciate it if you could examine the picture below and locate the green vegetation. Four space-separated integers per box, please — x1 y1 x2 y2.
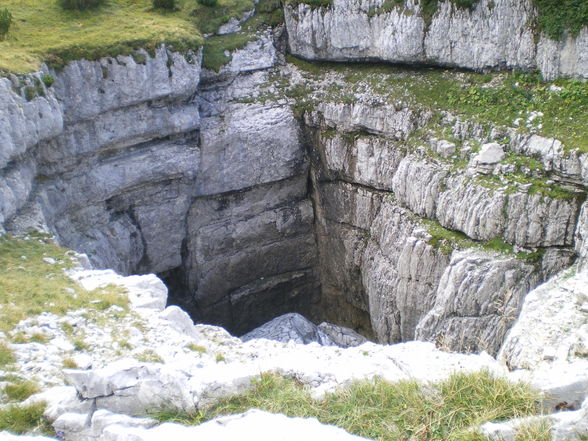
59 0 104 10
422 219 545 262
198 0 219 7
135 349 164 362
0 233 129 334
0 402 52 435
62 357 79 368
202 0 283 70
187 343 207 353
287 59 588 153
153 0 177 9
533 0 588 39
0 8 13 40
0 0 202 73
514 421 552 441
158 371 540 441
2 380 40 402
0 342 16 367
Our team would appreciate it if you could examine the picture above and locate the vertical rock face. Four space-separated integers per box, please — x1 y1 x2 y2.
1 7 588 350
304 96 584 354
0 41 319 335
285 0 588 80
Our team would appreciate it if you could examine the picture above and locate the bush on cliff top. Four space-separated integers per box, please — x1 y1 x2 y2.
0 8 13 40
58 0 104 10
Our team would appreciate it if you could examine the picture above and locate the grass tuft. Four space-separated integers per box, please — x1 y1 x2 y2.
2 380 40 402
0 342 16 367
0 402 52 435
156 371 540 441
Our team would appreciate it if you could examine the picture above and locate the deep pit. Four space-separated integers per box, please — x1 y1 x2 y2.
2 42 586 357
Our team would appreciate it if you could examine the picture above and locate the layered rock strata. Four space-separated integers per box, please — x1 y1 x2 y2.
285 0 588 80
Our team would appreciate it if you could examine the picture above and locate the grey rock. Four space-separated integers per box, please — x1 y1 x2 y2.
241 313 335 345
63 360 195 416
317 322 367 347
285 0 587 80
471 142 505 165
416 249 540 355
499 270 588 369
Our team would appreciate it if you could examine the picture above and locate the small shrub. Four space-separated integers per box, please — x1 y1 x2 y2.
197 0 218 7
187 344 207 353
0 8 13 40
215 353 226 362
152 0 177 9
135 350 163 363
41 75 55 88
58 0 104 10
72 338 89 351
23 86 36 101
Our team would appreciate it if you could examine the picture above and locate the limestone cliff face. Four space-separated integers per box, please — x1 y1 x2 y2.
285 0 588 80
0 41 319 335
304 99 584 354
1 3 587 351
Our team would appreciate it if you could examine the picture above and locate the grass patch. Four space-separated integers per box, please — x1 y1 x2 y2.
187 343 207 353
422 219 545 262
0 233 129 334
62 357 78 369
157 371 539 441
202 1 284 71
135 350 164 363
191 0 254 35
0 342 16 367
533 0 588 40
2 380 40 402
514 420 552 441
0 0 205 73
287 59 588 153
0 402 52 435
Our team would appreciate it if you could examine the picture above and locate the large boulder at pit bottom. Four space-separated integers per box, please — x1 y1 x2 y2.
241 313 366 347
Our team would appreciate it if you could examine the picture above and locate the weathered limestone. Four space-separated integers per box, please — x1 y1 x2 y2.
285 0 588 80
416 249 540 354
499 270 588 370
241 312 367 347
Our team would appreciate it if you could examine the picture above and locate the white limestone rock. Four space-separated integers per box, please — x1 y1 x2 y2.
471 142 505 166
285 0 587 80
53 409 156 441
416 249 539 356
499 270 588 369
102 409 371 441
63 360 195 416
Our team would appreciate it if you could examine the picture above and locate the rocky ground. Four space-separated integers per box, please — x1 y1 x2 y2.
0 254 587 441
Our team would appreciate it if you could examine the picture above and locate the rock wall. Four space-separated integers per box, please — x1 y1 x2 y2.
304 99 585 354
1 4 588 350
0 41 319 336
285 0 588 80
